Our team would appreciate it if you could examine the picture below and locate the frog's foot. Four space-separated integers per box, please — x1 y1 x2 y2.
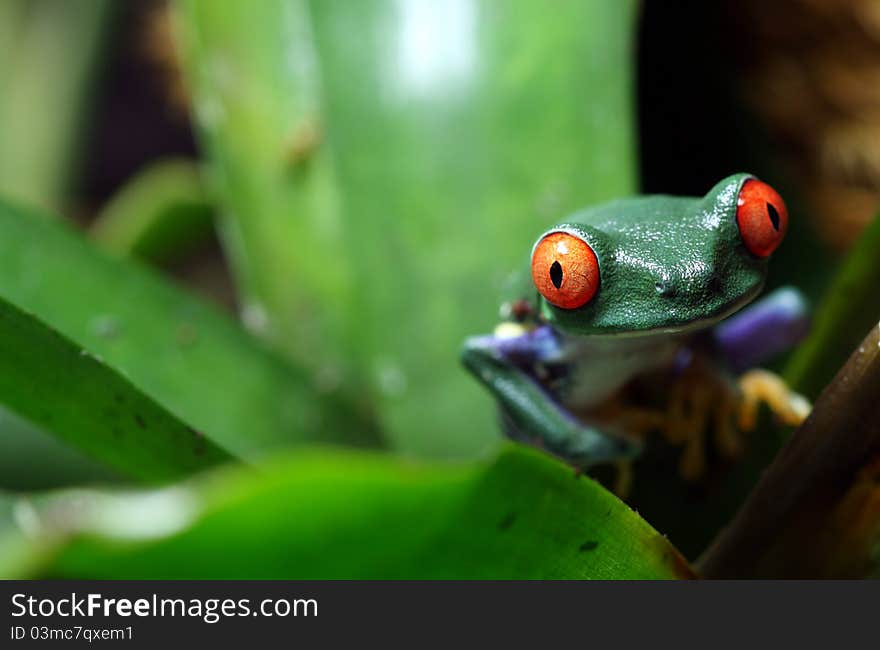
737 369 812 432
493 321 531 340
614 407 667 439
589 399 666 440
580 402 662 496
463 328 643 468
664 378 714 481
713 387 744 460
662 364 745 481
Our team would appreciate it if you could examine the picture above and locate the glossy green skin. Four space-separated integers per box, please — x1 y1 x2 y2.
540 173 767 336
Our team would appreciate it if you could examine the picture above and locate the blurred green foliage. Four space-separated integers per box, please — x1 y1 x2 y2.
0 290 234 481
0 197 379 471
177 0 639 457
0 408 119 491
91 159 215 266
0 0 113 212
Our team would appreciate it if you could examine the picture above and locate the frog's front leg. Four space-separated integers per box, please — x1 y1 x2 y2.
714 286 810 372
461 325 642 468
713 286 812 430
662 287 812 481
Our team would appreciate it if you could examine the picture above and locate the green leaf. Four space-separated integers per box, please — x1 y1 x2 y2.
176 0 640 458
91 159 216 266
5 446 692 579
785 213 880 399
0 293 234 481
0 407 121 491
0 198 381 469
0 493 32 578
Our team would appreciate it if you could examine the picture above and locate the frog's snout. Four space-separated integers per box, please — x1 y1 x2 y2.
653 266 720 302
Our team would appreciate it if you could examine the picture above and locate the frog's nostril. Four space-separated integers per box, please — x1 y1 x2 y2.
655 280 676 297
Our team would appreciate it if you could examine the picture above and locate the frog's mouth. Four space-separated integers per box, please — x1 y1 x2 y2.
545 281 765 339
585 300 748 338
543 285 809 371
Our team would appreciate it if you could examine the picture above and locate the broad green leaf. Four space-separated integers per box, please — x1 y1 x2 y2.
91 158 215 265
4 446 692 579
786 212 880 399
0 198 381 468
176 0 639 458
0 293 234 481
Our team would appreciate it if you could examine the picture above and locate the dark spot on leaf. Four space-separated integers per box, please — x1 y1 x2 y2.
498 512 517 531
766 202 780 231
579 541 599 552
550 261 563 289
134 415 146 429
176 323 199 348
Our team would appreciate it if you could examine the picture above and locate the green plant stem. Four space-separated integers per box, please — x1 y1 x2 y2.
90 158 215 265
0 0 115 212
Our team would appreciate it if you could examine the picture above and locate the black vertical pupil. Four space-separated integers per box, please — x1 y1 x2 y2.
549 261 563 289
766 202 780 231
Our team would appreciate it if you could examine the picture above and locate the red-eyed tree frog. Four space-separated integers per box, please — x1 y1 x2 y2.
462 173 810 493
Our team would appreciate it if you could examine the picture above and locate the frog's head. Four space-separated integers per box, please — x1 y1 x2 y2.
532 173 788 336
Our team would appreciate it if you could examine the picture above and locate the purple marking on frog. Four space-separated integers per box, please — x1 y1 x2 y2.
713 286 810 373
486 325 563 365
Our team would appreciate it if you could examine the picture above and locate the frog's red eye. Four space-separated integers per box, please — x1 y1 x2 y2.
736 179 788 258
531 232 599 309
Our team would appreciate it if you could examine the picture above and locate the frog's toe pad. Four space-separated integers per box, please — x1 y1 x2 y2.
737 369 812 431
493 321 529 339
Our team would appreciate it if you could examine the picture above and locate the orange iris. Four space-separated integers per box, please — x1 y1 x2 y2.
531 231 600 310
736 179 788 258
